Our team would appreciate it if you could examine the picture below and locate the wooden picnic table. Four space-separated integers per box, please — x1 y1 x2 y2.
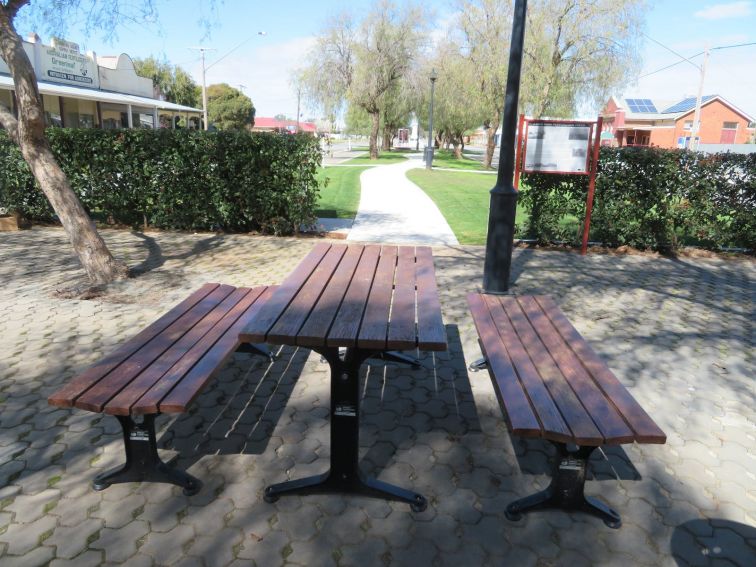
240 242 447 511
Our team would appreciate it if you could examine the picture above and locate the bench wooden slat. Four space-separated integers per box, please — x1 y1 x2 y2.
387 246 418 350
501 296 605 445
467 294 542 436
327 245 381 347
102 287 252 415
133 286 271 414
268 244 347 346
415 247 447 351
74 284 237 413
239 243 330 343
298 246 364 347
47 283 220 408
358 246 398 349
537 296 667 444
520 296 635 444
481 295 573 441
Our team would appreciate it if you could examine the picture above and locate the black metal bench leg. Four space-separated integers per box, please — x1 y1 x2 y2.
374 351 422 368
468 357 488 372
506 443 621 529
93 414 202 496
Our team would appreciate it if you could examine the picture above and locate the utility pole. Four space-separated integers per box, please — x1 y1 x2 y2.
188 46 216 131
690 46 709 150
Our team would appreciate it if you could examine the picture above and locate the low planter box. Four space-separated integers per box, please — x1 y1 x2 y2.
0 212 31 231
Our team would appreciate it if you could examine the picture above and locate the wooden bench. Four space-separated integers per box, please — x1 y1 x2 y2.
48 283 275 495
467 293 666 528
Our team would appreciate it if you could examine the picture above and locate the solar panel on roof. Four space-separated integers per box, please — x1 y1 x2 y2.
662 95 716 114
625 98 657 113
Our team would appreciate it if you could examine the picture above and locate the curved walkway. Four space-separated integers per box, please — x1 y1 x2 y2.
347 155 459 245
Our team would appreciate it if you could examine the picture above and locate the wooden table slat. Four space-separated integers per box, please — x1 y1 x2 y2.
48 283 220 408
74 284 237 413
103 287 252 415
133 286 270 414
502 296 604 445
239 243 331 343
387 247 418 350
536 296 667 444
467 294 541 436
298 246 364 347
483 295 573 442
268 244 347 345
358 246 398 349
415 247 447 350
327 245 381 347
519 296 635 444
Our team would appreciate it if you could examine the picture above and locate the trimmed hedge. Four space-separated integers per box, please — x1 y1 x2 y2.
0 129 322 234
519 147 755 251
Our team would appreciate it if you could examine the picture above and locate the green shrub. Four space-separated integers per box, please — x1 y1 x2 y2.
0 129 321 234
519 147 754 251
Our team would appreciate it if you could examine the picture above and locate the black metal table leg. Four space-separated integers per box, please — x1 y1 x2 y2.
93 414 201 496
505 443 621 529
236 342 276 362
374 351 422 368
263 347 427 512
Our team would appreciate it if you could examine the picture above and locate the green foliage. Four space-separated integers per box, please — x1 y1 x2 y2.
207 83 255 130
519 147 755 251
0 129 322 235
133 56 200 107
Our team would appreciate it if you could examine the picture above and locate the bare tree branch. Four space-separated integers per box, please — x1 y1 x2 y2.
0 99 19 143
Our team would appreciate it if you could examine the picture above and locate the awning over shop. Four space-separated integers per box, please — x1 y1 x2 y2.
0 75 201 113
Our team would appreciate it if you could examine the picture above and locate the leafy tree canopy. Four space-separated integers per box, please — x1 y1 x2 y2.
133 56 200 108
206 82 255 130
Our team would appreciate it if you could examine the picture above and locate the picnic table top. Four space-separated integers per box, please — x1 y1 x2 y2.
468 293 667 446
240 243 447 352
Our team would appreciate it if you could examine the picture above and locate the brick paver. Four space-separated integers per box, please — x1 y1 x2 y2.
0 227 753 566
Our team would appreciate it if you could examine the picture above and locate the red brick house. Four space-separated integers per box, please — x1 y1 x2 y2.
600 95 754 148
252 117 317 134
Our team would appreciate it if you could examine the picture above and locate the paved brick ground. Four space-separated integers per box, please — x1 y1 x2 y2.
0 227 753 566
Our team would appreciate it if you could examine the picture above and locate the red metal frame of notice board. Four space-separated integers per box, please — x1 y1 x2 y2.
514 115 603 255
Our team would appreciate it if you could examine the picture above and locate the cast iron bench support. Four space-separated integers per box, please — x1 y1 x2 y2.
505 442 621 528
263 346 427 512
93 414 202 495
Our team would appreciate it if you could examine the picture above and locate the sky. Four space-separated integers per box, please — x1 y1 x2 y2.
15 0 756 121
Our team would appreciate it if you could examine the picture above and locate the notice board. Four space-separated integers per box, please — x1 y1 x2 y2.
523 121 592 174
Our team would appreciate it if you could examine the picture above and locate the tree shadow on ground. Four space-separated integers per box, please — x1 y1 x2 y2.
129 232 226 276
671 518 756 566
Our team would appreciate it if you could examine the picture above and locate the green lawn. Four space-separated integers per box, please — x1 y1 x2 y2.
431 149 492 171
345 152 409 165
315 166 367 219
407 169 529 245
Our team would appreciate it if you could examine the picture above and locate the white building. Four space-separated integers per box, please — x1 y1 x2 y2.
0 34 201 129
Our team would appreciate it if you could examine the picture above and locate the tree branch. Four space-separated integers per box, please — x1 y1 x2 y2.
0 100 19 144
3 0 29 20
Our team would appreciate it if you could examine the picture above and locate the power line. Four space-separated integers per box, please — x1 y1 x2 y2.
639 39 756 79
206 31 266 71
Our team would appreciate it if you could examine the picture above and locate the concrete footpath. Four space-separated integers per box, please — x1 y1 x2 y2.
347 155 459 246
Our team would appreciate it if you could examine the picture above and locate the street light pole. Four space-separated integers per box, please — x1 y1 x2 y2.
482 0 527 294
690 46 709 150
424 69 438 169
188 46 216 131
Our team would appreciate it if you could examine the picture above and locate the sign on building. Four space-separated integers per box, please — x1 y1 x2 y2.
39 37 99 89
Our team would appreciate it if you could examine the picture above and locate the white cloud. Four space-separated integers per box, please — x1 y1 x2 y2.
694 1 753 20
191 36 317 118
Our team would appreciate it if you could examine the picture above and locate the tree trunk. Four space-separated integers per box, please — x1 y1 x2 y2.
452 138 462 159
369 111 380 159
381 124 391 151
0 6 128 284
484 117 500 169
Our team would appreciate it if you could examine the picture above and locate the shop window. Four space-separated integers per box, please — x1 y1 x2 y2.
62 98 97 128
42 95 62 127
683 121 693 130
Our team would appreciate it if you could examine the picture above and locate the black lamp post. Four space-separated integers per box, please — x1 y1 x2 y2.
482 0 527 293
424 69 438 169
